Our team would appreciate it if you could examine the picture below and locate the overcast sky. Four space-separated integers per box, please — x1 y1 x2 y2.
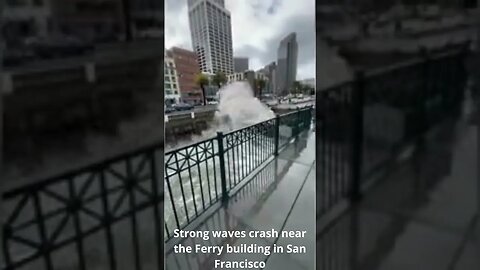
165 0 315 80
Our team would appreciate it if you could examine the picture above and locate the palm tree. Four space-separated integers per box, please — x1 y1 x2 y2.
292 81 302 95
212 72 227 88
195 73 209 105
254 78 266 98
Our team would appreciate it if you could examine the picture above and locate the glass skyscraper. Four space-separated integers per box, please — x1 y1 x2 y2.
276 32 298 95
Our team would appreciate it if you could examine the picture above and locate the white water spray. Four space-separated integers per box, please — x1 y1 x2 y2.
167 82 275 149
215 81 274 130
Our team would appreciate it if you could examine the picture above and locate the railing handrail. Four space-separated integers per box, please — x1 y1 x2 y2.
165 107 313 154
223 107 311 135
4 107 313 199
318 44 469 93
3 139 164 199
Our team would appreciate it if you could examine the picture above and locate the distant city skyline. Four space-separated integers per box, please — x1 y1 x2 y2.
165 0 315 80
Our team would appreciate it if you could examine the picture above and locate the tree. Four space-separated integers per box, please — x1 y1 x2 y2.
212 72 227 88
254 78 266 98
292 81 302 95
195 73 209 106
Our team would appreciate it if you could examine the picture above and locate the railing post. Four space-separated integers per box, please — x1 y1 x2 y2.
419 46 429 134
350 71 365 202
216 132 229 203
296 107 301 137
274 114 280 156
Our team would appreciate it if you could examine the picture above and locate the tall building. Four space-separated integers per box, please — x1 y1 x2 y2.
234 57 249 72
276 32 298 96
164 53 181 105
188 0 234 75
260 62 277 94
168 47 203 105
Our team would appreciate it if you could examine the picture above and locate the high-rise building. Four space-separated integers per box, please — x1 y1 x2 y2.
260 62 277 94
168 47 203 105
276 32 298 96
188 0 234 75
234 57 249 72
164 53 181 105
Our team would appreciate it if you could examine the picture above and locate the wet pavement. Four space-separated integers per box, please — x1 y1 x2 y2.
165 130 316 270
317 96 480 270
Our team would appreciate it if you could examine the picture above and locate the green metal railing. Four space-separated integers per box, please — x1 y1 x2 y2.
163 108 313 241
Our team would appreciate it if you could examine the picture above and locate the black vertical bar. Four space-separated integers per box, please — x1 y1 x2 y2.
350 71 365 202
231 137 238 186
186 152 199 217
174 152 190 222
99 170 117 270
217 132 229 203
296 108 301 137
149 151 163 269
121 0 133 41
3 226 12 268
126 158 142 270
68 178 87 270
33 193 54 270
274 115 280 156
320 96 327 213
212 140 219 201
419 47 429 135
204 142 213 205
349 206 360 269
195 146 206 210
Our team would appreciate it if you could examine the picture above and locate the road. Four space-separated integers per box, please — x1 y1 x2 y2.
166 99 315 116
166 104 217 115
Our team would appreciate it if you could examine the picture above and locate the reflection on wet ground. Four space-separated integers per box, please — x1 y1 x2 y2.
165 130 316 270
317 96 479 270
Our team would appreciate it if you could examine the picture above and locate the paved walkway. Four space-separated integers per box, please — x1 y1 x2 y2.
165 130 316 270
317 96 480 270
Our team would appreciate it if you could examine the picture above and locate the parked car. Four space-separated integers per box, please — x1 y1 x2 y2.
172 103 194 111
165 106 175 113
207 100 219 105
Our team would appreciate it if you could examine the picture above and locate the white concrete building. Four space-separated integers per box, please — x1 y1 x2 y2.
227 72 246 83
188 0 234 75
164 54 181 105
